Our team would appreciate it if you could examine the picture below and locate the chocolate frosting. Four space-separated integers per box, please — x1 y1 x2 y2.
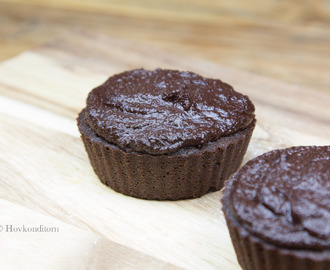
230 146 330 250
85 68 255 154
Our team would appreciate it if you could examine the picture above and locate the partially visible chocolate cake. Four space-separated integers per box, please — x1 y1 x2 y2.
78 68 256 200
222 145 330 270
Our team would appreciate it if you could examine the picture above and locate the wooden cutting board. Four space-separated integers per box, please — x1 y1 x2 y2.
0 31 329 270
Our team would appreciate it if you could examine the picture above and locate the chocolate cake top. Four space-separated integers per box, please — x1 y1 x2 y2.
228 145 330 250
85 68 255 154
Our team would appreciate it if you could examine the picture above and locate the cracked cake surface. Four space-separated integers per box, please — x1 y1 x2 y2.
228 145 330 250
85 68 255 154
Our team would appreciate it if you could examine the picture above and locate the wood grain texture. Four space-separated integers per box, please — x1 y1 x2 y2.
0 0 330 93
0 199 176 270
0 31 329 269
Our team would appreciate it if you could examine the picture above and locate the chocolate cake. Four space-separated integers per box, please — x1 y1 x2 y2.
222 145 330 270
77 68 256 200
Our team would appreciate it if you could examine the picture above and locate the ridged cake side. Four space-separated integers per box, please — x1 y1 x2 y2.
78 110 255 200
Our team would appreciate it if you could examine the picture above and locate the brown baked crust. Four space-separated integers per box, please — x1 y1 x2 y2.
221 147 330 270
78 109 255 200
222 194 330 270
